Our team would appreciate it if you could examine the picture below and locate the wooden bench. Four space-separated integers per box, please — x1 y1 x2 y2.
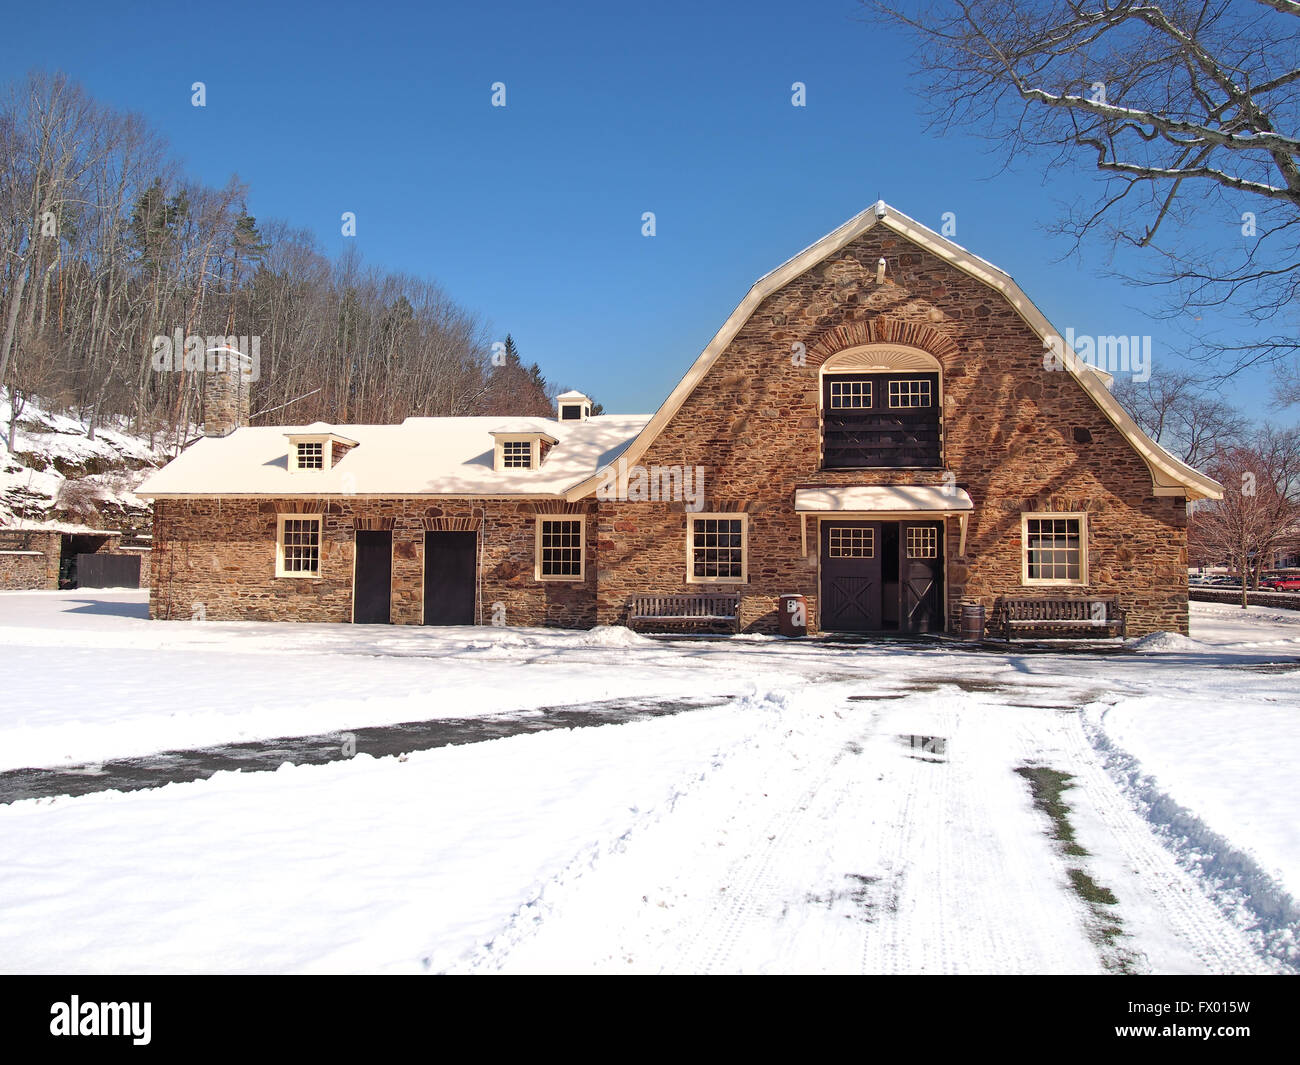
629 594 741 632
994 597 1126 641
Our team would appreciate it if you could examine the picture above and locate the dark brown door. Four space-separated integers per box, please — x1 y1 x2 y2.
900 521 944 633
353 530 392 624
819 521 883 631
424 531 476 625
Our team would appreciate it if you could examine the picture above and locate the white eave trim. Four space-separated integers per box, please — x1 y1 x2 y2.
563 202 1222 503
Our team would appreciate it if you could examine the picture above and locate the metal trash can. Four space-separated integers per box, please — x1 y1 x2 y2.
778 594 808 637
960 602 986 642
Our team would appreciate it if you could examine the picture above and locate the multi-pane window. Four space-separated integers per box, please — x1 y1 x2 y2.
906 526 938 558
537 518 583 580
689 516 746 582
1024 515 1085 584
828 379 872 409
296 442 324 469
888 379 933 408
278 516 321 576
502 440 533 469
822 372 941 468
828 526 874 558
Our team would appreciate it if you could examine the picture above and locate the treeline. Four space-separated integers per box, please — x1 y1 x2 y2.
0 71 556 454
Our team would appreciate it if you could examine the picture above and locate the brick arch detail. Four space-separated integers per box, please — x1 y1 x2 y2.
806 318 960 369
421 516 482 532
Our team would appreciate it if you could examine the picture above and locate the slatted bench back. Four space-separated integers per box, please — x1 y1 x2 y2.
630 594 740 620
1002 598 1121 623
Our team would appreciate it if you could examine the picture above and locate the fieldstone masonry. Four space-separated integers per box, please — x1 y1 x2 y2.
150 223 1192 636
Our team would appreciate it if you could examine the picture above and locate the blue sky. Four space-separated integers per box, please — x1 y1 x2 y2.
6 0 1280 418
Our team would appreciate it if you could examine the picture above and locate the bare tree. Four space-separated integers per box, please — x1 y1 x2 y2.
0 70 536 455
1112 369 1249 466
876 1 1300 390
1191 425 1300 603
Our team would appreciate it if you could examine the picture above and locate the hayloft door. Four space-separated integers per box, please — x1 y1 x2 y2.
423 531 477 625
353 530 393 624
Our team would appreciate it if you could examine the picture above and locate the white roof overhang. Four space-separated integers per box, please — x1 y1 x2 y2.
564 202 1222 503
794 485 974 515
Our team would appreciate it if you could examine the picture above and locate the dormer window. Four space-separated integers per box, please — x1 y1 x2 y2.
285 426 359 472
490 429 558 473
296 442 324 469
502 440 532 469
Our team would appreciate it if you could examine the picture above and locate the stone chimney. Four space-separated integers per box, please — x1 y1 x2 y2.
203 345 253 437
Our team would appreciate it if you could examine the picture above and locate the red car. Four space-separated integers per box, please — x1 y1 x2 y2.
1260 576 1300 591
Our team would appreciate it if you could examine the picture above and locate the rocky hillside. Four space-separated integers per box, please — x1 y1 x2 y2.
1 399 167 536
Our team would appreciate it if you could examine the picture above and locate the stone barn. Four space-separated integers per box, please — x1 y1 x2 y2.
138 203 1221 637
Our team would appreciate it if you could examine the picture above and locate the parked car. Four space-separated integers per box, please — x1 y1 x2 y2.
1261 575 1300 591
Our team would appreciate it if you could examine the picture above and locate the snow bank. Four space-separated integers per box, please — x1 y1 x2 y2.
576 625 654 648
1128 631 1205 652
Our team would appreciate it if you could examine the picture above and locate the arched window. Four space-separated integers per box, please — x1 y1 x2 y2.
819 345 943 469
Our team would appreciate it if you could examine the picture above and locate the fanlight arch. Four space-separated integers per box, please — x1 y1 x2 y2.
818 343 943 378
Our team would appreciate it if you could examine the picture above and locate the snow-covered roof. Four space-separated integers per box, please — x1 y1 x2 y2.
136 415 652 498
794 486 975 513
0 520 123 535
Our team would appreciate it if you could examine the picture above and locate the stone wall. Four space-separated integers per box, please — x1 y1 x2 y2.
592 225 1189 636
151 497 595 626
0 551 46 590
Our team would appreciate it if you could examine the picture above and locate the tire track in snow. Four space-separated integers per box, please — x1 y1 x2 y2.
673 699 1102 975
1050 712 1273 974
857 707 1101 975
668 717 868 975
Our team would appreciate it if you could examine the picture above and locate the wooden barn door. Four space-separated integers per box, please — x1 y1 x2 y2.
423 531 477 625
819 521 883 632
353 530 393 624
900 521 943 634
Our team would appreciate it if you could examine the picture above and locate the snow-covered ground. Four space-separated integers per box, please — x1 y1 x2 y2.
0 592 1296 974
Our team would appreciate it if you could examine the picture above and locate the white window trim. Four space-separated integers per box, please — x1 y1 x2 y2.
686 512 748 585
493 434 545 472
1020 512 1089 586
534 516 586 582
276 513 323 578
288 435 334 472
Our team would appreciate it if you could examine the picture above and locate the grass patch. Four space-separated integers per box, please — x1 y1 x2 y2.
1015 766 1089 856
1017 763 1137 973
1068 868 1119 906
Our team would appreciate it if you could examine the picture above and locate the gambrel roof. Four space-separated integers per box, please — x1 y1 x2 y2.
139 202 1222 502
562 202 1222 502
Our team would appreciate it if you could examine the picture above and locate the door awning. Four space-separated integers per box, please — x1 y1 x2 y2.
793 485 974 557
794 485 974 513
